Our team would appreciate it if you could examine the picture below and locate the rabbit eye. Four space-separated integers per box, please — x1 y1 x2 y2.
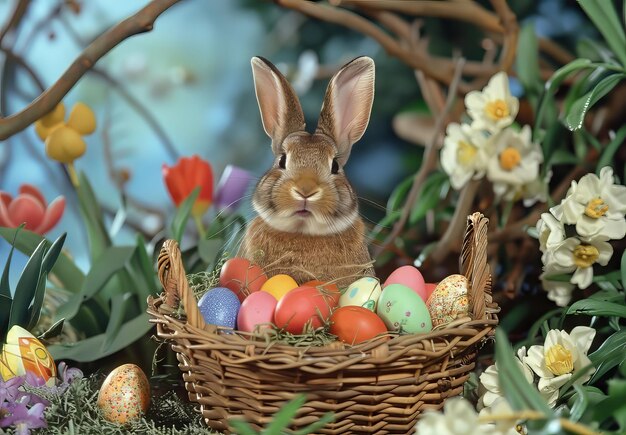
331 158 339 174
278 153 287 169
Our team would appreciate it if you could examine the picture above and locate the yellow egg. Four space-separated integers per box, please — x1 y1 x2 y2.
260 274 298 300
426 274 470 327
97 364 150 424
0 325 57 387
67 102 97 135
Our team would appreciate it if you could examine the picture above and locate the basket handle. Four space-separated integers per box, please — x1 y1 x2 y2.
157 239 207 330
459 212 492 321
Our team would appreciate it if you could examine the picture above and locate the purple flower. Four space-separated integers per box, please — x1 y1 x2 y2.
0 376 24 404
0 401 46 435
214 165 254 213
53 362 83 393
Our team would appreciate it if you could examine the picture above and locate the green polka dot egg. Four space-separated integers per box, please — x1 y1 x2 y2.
339 276 382 311
97 364 150 424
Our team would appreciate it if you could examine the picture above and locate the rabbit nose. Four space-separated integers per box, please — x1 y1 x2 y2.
295 189 319 199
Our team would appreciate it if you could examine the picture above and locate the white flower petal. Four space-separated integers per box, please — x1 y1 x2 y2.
568 326 596 356
524 345 553 379
571 266 593 289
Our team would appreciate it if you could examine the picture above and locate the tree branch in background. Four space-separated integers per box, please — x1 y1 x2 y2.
0 0 182 140
0 0 31 45
372 58 466 258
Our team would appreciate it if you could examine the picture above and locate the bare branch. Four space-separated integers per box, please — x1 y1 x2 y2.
0 0 31 45
0 0 182 140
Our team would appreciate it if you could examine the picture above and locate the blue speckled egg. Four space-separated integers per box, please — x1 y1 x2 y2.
198 287 241 328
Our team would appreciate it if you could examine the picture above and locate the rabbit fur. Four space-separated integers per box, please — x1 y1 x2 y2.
239 56 376 287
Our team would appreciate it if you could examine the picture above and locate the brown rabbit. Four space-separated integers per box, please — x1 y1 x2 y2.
239 56 376 288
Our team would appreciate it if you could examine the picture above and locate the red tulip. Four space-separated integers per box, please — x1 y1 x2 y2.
162 155 214 217
0 184 65 235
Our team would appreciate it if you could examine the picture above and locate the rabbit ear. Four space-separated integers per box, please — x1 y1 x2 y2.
251 57 306 154
317 56 375 165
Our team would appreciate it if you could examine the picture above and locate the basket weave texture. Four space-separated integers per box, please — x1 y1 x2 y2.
147 212 499 434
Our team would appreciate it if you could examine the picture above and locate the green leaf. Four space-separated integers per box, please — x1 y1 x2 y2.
622 249 626 291
0 225 19 299
588 329 626 383
547 149 580 167
0 227 85 292
263 395 307 434
567 299 626 318
578 0 626 67
47 313 152 362
38 318 65 340
81 246 136 300
8 239 47 330
28 233 67 330
386 175 413 214
565 73 626 131
569 384 588 422
77 172 111 259
102 292 133 352
593 379 626 429
171 187 200 243
495 329 553 415
409 171 448 224
516 23 542 101
598 125 626 175
229 420 258 435
0 228 18 342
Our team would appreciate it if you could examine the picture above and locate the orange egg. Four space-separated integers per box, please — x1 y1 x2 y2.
302 280 341 307
219 257 268 302
330 306 388 345
261 274 298 300
274 286 332 334
97 364 150 424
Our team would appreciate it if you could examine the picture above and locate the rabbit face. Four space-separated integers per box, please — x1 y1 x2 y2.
252 132 359 235
250 56 374 236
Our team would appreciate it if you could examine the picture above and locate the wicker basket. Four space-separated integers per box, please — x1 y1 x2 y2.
147 212 499 434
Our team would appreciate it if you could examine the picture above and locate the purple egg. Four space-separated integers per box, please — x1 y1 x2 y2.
214 165 254 213
197 287 241 328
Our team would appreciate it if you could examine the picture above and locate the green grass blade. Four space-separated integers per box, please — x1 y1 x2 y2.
578 0 626 67
262 395 307 434
229 420 258 435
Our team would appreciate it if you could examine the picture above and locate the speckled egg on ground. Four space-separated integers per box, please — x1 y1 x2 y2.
97 364 150 424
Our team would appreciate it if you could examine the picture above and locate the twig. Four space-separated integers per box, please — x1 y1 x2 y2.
373 57 466 258
0 47 45 91
0 0 182 140
0 0 31 46
489 0 518 73
337 0 504 33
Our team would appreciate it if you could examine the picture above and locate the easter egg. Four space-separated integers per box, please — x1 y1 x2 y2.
339 276 381 311
302 280 341 306
237 291 278 332
198 287 241 328
97 364 150 424
427 274 470 327
219 257 268 302
377 284 432 334
0 325 56 387
383 265 427 300
330 306 388 345
261 274 298 300
274 286 332 334
425 283 438 300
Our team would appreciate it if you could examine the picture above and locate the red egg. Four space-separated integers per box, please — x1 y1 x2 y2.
425 283 438 300
302 280 341 307
330 306 388 345
274 286 332 334
219 258 268 302
383 265 427 300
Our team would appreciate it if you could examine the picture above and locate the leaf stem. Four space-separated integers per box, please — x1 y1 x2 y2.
193 214 206 238
66 163 79 188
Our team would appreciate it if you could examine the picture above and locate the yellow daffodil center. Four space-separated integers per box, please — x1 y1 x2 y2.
499 147 521 171
457 140 477 165
584 197 609 219
545 344 574 376
485 99 509 121
573 244 599 268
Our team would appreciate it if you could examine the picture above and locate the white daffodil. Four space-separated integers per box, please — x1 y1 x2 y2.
540 267 576 307
536 213 567 266
486 126 543 201
478 397 525 435
551 236 613 289
479 347 534 409
415 397 516 435
465 72 519 133
523 326 596 407
551 167 626 240
522 171 551 207
441 123 491 190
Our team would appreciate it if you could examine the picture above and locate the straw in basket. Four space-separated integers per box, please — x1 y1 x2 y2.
147 212 500 434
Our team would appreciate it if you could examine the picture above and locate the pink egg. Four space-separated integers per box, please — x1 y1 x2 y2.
383 265 427 300
237 291 277 332
425 283 438 300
